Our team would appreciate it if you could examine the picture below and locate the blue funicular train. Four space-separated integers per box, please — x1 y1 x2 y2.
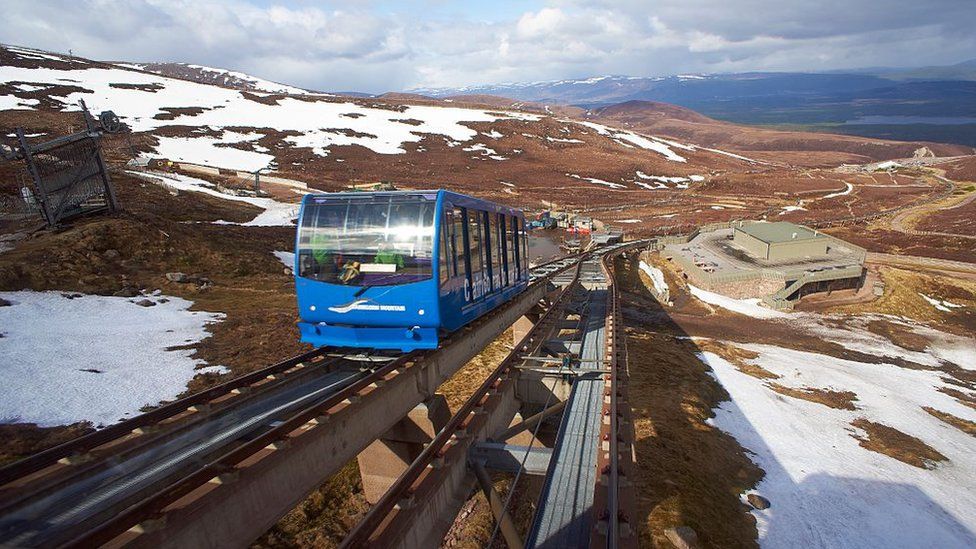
294 190 530 351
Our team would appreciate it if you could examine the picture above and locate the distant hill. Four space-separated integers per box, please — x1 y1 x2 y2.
864 59 976 82
411 66 976 147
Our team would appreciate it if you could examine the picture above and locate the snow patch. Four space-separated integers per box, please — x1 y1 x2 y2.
639 261 669 296
919 293 964 313
688 285 788 319
128 171 298 226
567 174 626 189
546 136 584 144
576 121 687 162
273 250 295 270
701 345 976 548
0 291 224 427
778 205 807 215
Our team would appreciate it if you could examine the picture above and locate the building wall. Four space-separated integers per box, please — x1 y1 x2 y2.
767 239 828 261
733 228 770 259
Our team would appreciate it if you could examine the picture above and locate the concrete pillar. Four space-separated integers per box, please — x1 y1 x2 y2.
512 304 545 346
512 315 536 346
357 394 450 504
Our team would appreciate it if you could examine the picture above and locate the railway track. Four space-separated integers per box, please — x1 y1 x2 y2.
0 350 368 547
341 241 639 548
0 247 620 548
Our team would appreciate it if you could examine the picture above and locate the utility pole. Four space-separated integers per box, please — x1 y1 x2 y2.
253 165 271 194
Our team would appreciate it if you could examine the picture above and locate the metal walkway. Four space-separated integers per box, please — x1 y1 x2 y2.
527 257 610 548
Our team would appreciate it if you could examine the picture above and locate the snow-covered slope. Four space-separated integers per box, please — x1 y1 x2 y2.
0 43 752 201
122 62 315 95
0 291 224 426
0 45 543 171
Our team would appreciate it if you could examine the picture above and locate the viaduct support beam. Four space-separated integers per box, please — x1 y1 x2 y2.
512 303 546 346
368 377 522 549
472 460 524 549
493 399 567 443
357 395 450 504
112 277 554 549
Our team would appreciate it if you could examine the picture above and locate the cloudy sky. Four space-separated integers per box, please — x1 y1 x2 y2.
2 0 974 93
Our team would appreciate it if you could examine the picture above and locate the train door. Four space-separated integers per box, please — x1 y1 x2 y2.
520 217 529 279
452 207 465 295
464 208 486 301
500 213 510 288
439 206 453 296
510 215 521 281
487 212 502 292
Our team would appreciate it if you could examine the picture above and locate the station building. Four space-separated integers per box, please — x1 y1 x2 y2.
733 222 828 261
656 221 866 310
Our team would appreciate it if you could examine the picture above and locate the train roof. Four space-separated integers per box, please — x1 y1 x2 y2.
301 189 524 216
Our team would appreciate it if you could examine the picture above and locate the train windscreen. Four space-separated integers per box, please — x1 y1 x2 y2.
298 194 436 286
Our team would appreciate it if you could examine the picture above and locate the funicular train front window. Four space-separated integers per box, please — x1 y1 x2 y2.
298 195 435 286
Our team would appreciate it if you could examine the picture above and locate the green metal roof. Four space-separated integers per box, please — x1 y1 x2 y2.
736 222 824 244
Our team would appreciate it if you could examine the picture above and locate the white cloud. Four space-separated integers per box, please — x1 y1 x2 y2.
516 8 564 38
0 0 973 93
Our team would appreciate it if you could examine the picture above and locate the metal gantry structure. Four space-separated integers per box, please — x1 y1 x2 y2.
0 243 642 549
0 101 122 227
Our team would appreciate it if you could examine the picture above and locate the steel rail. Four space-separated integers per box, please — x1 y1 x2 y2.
604 252 621 548
0 346 332 487
62 350 417 548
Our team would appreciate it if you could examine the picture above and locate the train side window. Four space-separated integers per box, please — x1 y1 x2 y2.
505 216 518 284
439 214 449 285
511 216 520 278
467 208 484 300
488 212 501 291
452 207 464 278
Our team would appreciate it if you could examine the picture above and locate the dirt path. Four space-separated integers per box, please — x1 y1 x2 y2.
888 176 976 240
866 252 976 279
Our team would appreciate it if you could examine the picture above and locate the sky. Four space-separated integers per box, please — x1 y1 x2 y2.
1 0 974 93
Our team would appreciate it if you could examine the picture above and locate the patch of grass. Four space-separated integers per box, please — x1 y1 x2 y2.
939 387 976 411
924 407 976 437
0 422 94 466
253 461 368 549
768 384 858 410
864 319 930 353
696 340 778 380
851 419 947 469
439 329 514 412
617 257 763 548
828 267 976 339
